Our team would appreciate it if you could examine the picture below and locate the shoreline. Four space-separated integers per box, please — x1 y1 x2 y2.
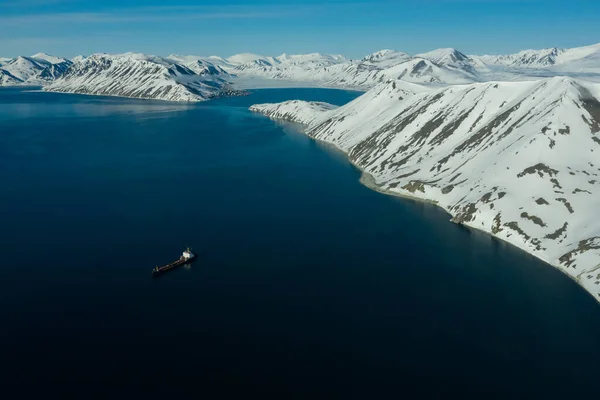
41 88 209 103
277 118 600 306
230 77 367 93
5 82 363 103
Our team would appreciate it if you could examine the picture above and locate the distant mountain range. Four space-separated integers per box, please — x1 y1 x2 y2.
1 42 600 101
169 42 600 89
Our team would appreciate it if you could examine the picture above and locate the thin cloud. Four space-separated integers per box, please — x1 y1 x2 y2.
0 36 75 47
0 10 288 25
0 0 82 6
0 1 371 25
416 0 544 3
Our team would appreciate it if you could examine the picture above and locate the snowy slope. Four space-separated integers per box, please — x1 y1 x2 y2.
551 43 600 74
0 69 22 85
476 43 600 73
225 43 600 90
250 100 337 125
362 50 412 67
72 55 86 63
250 77 600 301
44 53 238 102
0 55 72 85
1 56 50 82
227 51 475 89
276 52 346 66
171 58 230 78
227 53 279 66
3 41 600 90
31 52 68 64
378 58 475 84
168 54 236 71
477 48 564 68
0 57 11 66
417 48 479 76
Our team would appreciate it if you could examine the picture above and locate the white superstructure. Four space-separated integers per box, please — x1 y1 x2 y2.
182 248 194 260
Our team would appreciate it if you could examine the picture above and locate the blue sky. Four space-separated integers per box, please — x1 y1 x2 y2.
1 0 599 58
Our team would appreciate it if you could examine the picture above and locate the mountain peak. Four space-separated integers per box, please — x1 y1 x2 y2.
31 52 67 64
227 53 269 64
417 48 469 63
362 49 412 66
275 53 345 65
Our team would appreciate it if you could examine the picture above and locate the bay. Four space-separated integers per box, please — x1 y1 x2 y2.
1 87 599 397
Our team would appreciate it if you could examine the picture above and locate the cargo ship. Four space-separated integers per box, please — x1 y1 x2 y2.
152 248 195 276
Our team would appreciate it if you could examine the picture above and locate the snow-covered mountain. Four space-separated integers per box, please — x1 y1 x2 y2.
362 49 412 67
45 53 240 102
223 43 600 89
174 58 229 77
474 43 600 79
250 76 600 301
3 41 600 93
227 53 279 66
3 56 48 82
0 53 72 85
276 52 346 66
226 50 475 88
0 69 22 85
31 52 69 65
417 48 480 76
478 48 563 68
168 54 236 71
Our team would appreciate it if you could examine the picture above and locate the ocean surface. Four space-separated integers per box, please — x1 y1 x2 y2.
1 87 599 397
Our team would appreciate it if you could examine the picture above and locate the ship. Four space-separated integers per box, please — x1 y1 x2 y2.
152 248 195 276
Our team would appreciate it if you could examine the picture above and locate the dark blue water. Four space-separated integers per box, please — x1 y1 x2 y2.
1 87 599 398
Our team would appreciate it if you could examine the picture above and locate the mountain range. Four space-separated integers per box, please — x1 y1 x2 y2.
2 42 600 101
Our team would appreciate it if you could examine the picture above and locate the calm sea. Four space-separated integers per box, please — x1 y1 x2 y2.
1 87 599 398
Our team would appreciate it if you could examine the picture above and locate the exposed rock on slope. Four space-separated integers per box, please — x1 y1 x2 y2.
250 77 600 301
476 43 600 69
362 49 412 67
226 43 600 89
0 54 72 85
417 48 479 76
44 53 238 102
0 69 21 85
229 51 475 88
5 41 598 95
249 101 337 125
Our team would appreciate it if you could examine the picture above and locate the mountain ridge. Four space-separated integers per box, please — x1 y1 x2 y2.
3 41 600 94
44 53 241 102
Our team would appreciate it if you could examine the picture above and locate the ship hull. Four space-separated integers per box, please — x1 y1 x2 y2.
152 256 195 276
